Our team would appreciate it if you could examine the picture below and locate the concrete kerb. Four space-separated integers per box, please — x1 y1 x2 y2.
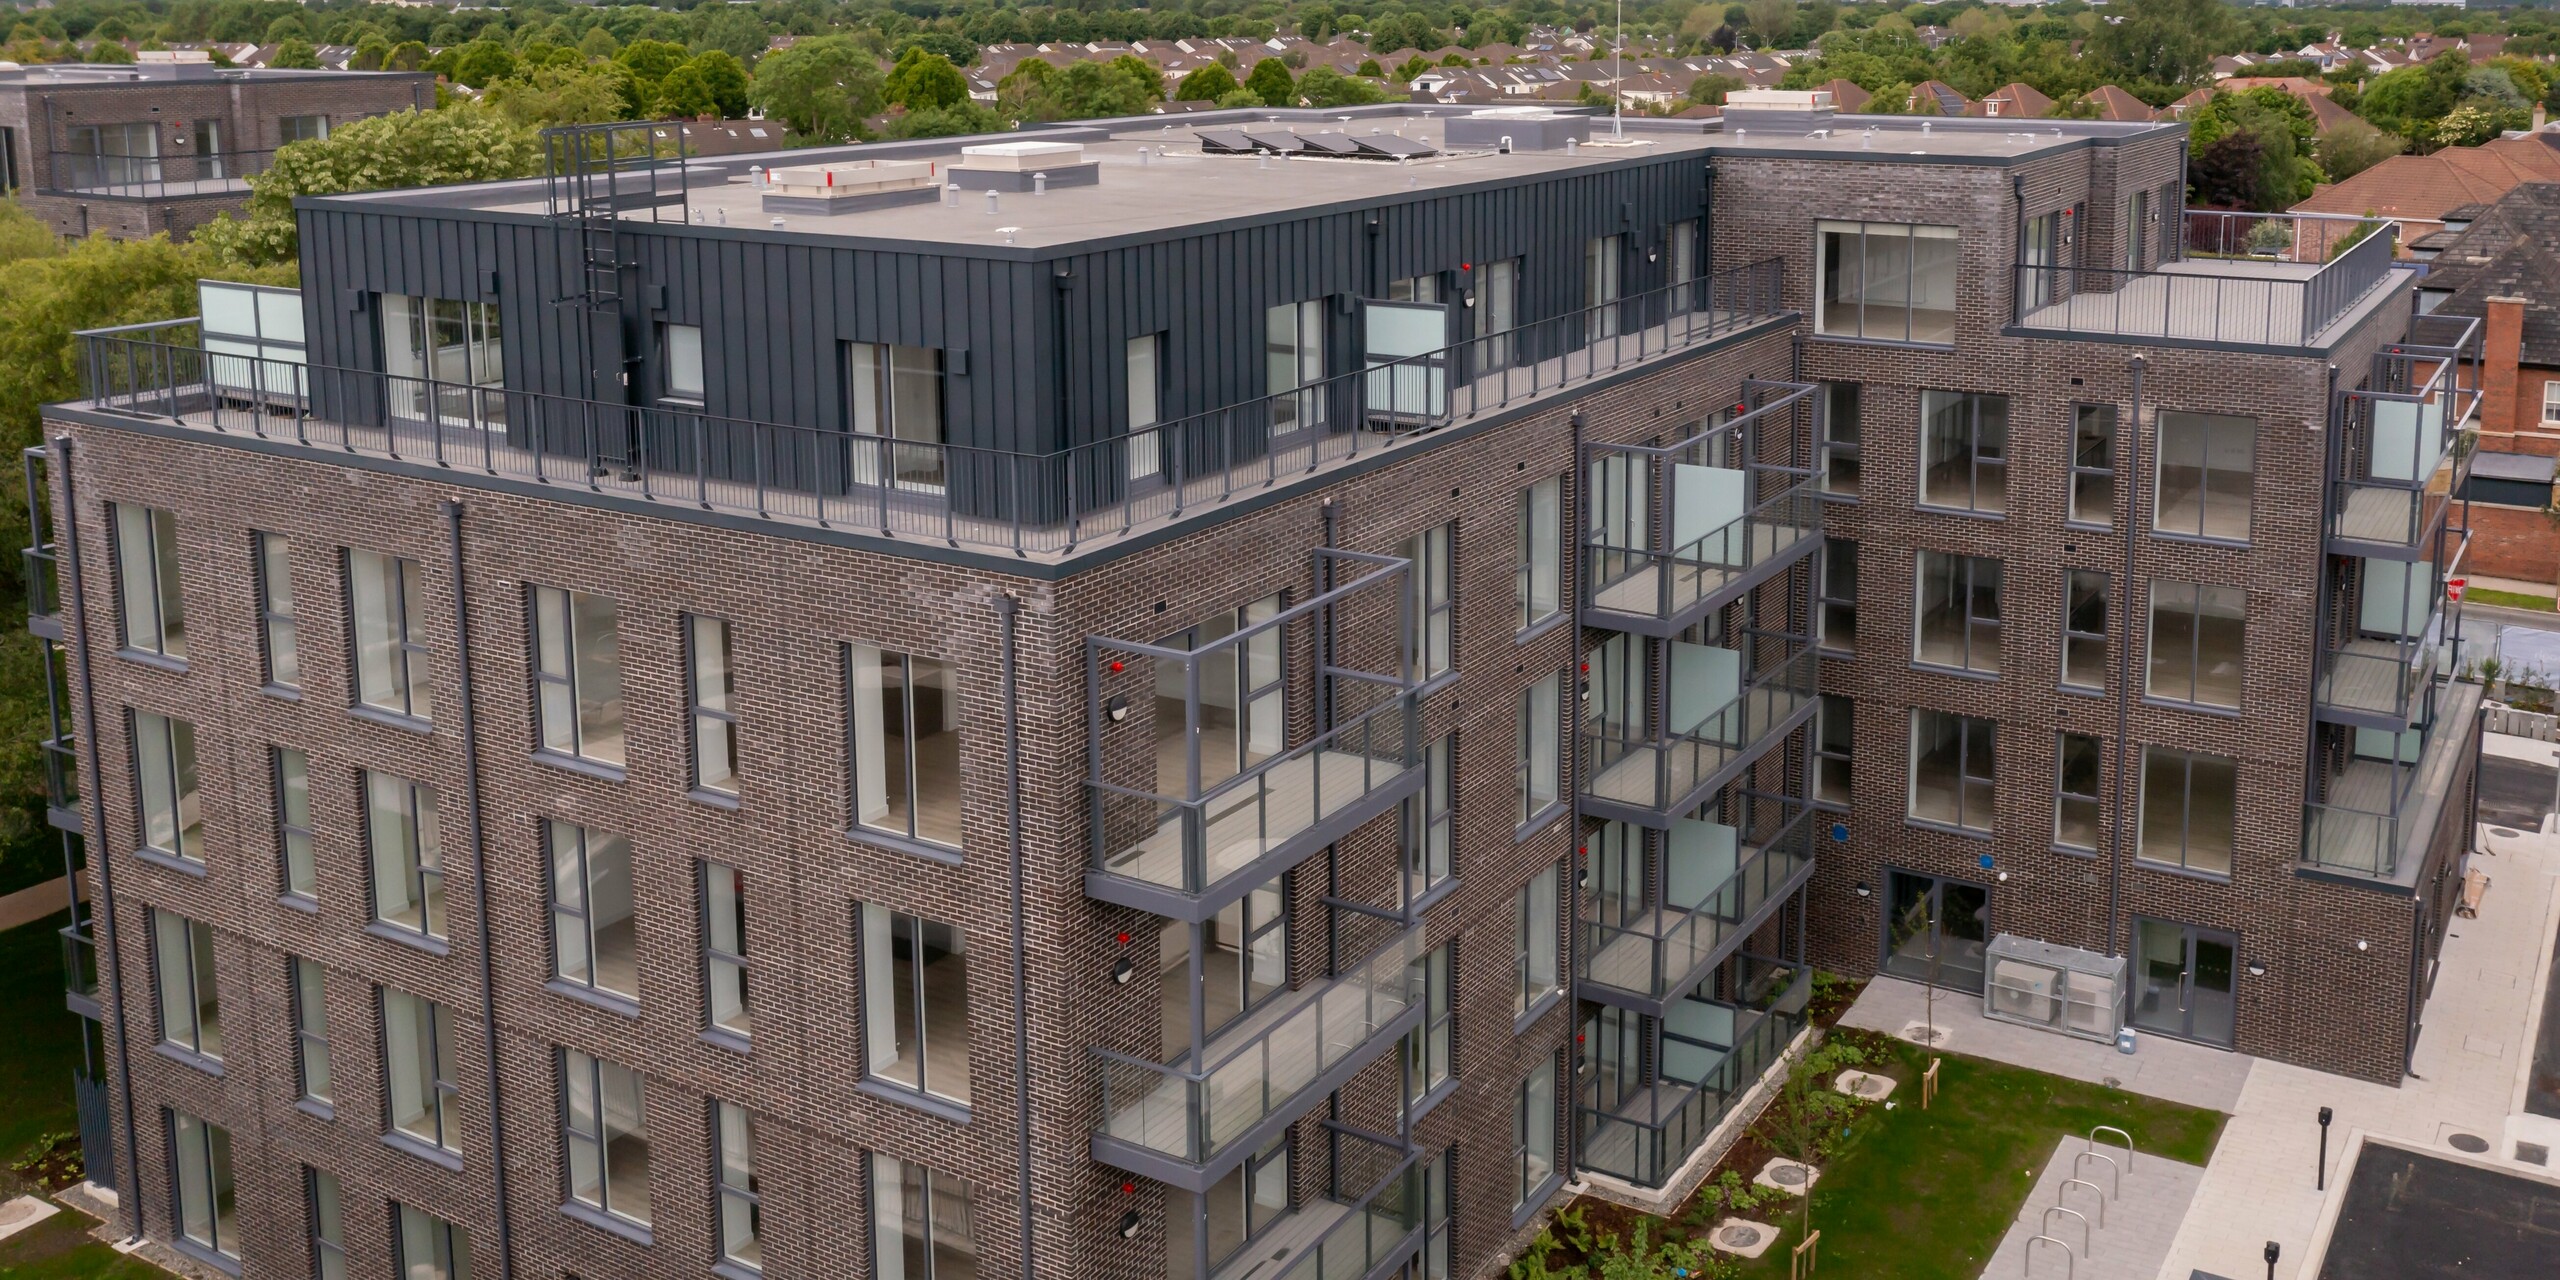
1571 1023 1818 1215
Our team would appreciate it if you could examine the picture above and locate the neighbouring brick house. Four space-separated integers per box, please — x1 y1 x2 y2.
2419 182 2560 585
21 94 2481 1280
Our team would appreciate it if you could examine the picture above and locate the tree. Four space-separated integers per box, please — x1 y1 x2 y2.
2087 0 2238 88
196 104 543 266
352 32 390 72
884 47 969 111
446 38 518 90
689 51 751 120
896 31 977 67
1297 66 1393 107
2317 117 2406 183
383 40 428 73
2188 88 2322 210
653 64 719 119
1244 56 1295 106
270 38 319 71
1755 1035 1872 1243
1174 63 1239 101
886 101 1005 139
2357 52 2469 148
1355 58 1384 78
746 36 884 143
1744 0 1798 47
486 65 635 130
261 14 309 44
613 38 692 109
2433 103 2502 150
87 40 135 64
1690 72 1743 105
1009 59 1158 122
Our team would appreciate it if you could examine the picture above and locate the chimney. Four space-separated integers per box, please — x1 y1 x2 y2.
2485 296 2526 438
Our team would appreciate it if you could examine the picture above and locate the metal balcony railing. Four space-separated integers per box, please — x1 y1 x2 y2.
41 734 80 834
2013 215 2401 347
43 148 276 198
2301 683 2478 880
1580 807 1815 1005
2330 315 2481 556
1576 963 1808 1189
61 922 100 1018
70 260 1788 562
1215 1129 1427 1280
1580 647 1817 822
21 544 60 640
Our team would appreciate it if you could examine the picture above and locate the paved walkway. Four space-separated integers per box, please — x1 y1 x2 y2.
1981 1136 2205 1280
1837 977 2252 1114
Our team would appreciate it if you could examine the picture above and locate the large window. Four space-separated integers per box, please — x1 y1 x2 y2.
367 772 445 939
703 860 752 1040
861 905 970 1105
277 747 316 898
1126 333 1162 481
2070 405 2117 527
1820 539 1859 652
1476 257 1519 365
1586 235 1624 337
382 294 504 426
68 122 160 187
1816 221 1958 344
873 1154 976 1280
1407 522 1455 679
531 585 625 767
308 1168 347 1280
1512 1058 1559 1210
2139 746 2237 876
1517 476 1562 630
1822 382 1862 497
349 549 432 722
1515 672 1561 827
715 1101 762 1270
1816 694 1854 807
549 821 636 1001
113 503 184 658
1266 300 1326 432
2063 571 2109 692
687 616 740 797
1403 734 1456 902
1919 391 2009 514
662 323 705 403
394 1204 471 1280
153 910 221 1060
848 342 947 491
383 987 461 1155
257 531 299 687
1405 943 1454 1106
170 1111 238 1260
279 114 330 143
2154 411 2255 542
848 645 962 850
133 710 201 863
293 956 333 1105
2146 581 2246 708
2545 381 2560 426
1513 865 1560 1018
1910 709 1995 834
2055 734 2102 853
1913 551 2002 675
561 1048 653 1225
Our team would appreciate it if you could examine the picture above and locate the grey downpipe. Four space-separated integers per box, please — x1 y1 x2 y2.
51 435 145 1243
2305 365 2342 817
441 500 518 1280
996 593 1036 1280
2106 358 2145 956
1563 408 1586 1179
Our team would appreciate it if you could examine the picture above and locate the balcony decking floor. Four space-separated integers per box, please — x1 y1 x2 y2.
1587 522 1817 621
2315 637 2415 718
1100 748 1409 893
1584 683 1806 811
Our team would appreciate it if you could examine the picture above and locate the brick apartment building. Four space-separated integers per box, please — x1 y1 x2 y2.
0 53 432 241
23 93 2479 1280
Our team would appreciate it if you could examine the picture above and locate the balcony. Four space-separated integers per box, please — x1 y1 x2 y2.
68 260 1788 565
2328 315 2481 558
1092 925 1424 1190
1200 1129 1426 1280
2302 678 2482 888
62 921 100 1020
1577 962 1808 1189
1580 647 1817 825
1581 806 1815 1011
42 734 80 835
2010 213 2405 351
1582 381 1822 636
1087 550 1422 921
41 148 276 200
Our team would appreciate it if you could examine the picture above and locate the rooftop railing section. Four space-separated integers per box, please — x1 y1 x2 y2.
69 258 1790 564
2013 211 2404 348
42 148 276 198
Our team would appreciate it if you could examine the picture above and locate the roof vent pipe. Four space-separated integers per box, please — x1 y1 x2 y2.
985 190 999 214
771 217 785 229
945 182 960 206
1922 121 1933 134
1500 135 1513 153
1033 172 1047 196
1566 137 1579 155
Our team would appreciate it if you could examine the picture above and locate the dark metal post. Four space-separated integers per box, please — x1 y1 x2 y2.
2265 1240 2280 1280
2317 1106 2333 1190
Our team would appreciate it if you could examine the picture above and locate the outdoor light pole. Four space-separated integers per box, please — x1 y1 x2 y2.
2264 1240 2280 1280
2317 1107 2333 1190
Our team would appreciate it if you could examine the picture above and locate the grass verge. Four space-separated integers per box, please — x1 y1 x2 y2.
2469 587 2558 612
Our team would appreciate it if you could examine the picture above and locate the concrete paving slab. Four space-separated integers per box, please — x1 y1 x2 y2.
1838 977 2252 1113
1980 1136 2206 1280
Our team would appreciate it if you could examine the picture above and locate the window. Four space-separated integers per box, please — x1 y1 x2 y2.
1390 273 1442 303
1403 734 1455 902
1913 551 2003 675
133 710 202 862
1819 539 1858 652
847 645 962 850
1407 522 1454 679
1517 475 1562 630
1420 1149 1456 1279
383 988 461 1155
68 122 160 186
1515 672 1561 826
1404 943 1454 1106
1815 221 1959 344
848 343 948 492
153 911 221 1060
2063 571 2109 692
662 323 704 402
1476 257 1520 364
561 1048 653 1225
113 503 184 658
2544 381 2560 426
1126 333 1162 480
2070 405 2117 527
170 1111 238 1260
686 616 740 797
278 747 316 898
1909 709 1995 834
2055 734 2102 852
308 1167 347 1280
703 860 752 1039
1816 694 1853 807
1585 235 1624 337
2122 189 2149 272
1266 300 1325 432
257 531 299 687
367 772 444 938
872 1154 976 1280
1822 382 1862 496
381 295 504 426
1512 1058 1558 1210
715 1101 762 1269
861 904 970 1105
549 821 637 1001
1668 219 1698 300
1919 391 2010 514
2146 581 2246 708
393 1204 470 1280
293 956 332 1104
279 114 330 143
531 585 626 767
349 549 432 721
2139 746 2237 875
2154 411 2255 542
1513 865 1560 1018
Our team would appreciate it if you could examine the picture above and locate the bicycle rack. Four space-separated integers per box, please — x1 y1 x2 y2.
2023 1235 2075 1278
2072 1147 2120 1196
2089 1125 2136 1172
2041 1205 2092 1258
2057 1177 2107 1228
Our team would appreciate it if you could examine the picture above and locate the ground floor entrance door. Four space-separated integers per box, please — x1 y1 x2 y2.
2130 917 2238 1047
1880 869 1990 993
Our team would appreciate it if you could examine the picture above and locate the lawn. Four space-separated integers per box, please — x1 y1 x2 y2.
0 909 84 1172
2469 587 2558 612
0 1206 169 1279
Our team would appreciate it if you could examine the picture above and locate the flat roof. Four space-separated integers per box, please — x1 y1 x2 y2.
0 62 417 86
